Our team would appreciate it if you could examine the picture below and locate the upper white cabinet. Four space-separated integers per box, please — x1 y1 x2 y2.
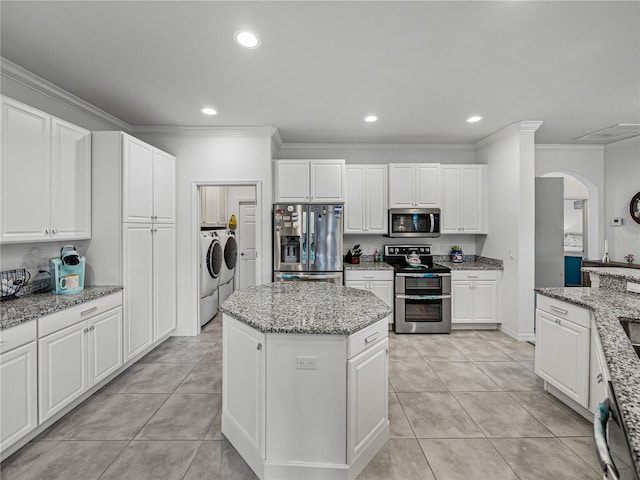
1 96 91 243
201 186 228 227
274 159 345 203
123 134 175 224
345 165 388 234
388 163 439 208
440 165 487 234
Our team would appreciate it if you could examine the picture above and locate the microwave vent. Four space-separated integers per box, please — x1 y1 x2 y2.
575 124 640 143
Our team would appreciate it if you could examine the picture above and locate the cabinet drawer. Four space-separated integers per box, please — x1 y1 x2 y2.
0 321 37 354
536 294 590 329
39 291 123 338
451 270 498 281
348 319 388 359
345 270 394 282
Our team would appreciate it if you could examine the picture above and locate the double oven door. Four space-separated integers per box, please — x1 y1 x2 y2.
395 272 451 333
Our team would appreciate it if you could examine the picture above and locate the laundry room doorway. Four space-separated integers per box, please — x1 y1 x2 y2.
238 201 257 290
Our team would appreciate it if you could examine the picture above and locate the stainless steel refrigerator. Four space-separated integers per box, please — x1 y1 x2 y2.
273 203 344 284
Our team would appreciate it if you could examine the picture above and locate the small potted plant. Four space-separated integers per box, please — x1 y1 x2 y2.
450 245 464 263
624 253 635 265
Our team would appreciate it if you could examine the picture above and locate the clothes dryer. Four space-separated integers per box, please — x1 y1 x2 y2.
200 231 223 326
219 230 238 306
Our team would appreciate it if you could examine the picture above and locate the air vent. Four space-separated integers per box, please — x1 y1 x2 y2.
575 124 640 143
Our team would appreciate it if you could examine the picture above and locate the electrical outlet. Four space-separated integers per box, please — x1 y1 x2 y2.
296 356 317 370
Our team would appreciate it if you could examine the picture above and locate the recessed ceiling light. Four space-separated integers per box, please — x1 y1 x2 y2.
201 107 217 116
466 115 483 123
364 115 378 123
235 30 260 49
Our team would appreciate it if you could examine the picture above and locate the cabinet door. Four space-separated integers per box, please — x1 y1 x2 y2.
388 164 415 207
123 135 154 223
223 316 266 458
153 224 177 340
451 281 473 323
440 166 461 233
0 342 37 451
50 118 91 240
347 338 388 462
310 160 344 202
1 97 51 243
461 166 484 233
589 328 609 413
152 149 176 223
123 223 154 361
535 310 589 406
365 165 388 234
345 166 366 233
274 160 309 202
88 307 123 387
370 280 394 325
472 281 497 322
39 321 88 421
415 164 440 207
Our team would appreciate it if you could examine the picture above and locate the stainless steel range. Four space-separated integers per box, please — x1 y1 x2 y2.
384 244 452 334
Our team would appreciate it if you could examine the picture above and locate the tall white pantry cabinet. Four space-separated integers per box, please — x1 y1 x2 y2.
87 132 176 362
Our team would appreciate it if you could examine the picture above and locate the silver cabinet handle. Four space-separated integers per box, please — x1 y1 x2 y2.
364 275 375 279
550 305 568 315
81 306 98 316
45 229 50 234
257 343 262 351
467 275 479 278
52 229 58 234
594 400 620 480
84 327 89 333
365 332 379 344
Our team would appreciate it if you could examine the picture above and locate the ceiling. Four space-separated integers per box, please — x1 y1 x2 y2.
1 1 639 145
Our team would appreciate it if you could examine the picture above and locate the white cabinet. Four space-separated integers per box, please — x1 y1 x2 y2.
223 315 266 459
589 322 610 413
274 159 345 203
440 165 487 234
388 163 440 208
123 134 175 224
0 341 37 452
345 165 388 234
535 294 590 407
347 337 388 462
201 186 228 227
39 305 123 422
1 96 91 243
451 271 498 324
89 132 176 357
345 270 394 324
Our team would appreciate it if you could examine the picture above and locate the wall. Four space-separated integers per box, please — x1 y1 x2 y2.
475 122 541 341
134 131 273 336
535 145 604 260
604 137 640 263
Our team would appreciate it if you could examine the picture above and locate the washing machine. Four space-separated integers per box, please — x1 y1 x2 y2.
218 230 238 306
200 231 223 326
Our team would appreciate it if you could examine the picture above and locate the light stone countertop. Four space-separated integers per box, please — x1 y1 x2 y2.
343 261 394 271
219 282 392 335
582 267 640 283
535 287 640 476
0 286 123 330
436 261 503 271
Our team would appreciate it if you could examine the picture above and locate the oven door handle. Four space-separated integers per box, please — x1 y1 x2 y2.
594 399 620 480
396 294 452 300
397 273 451 278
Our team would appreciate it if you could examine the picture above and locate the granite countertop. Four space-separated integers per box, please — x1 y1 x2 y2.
535 287 640 475
219 282 392 335
582 267 640 283
0 286 123 330
344 261 394 271
437 261 503 271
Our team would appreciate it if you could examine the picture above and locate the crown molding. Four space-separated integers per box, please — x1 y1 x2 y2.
132 125 278 138
536 144 604 151
278 142 475 152
603 135 640 149
475 121 543 149
0 57 132 132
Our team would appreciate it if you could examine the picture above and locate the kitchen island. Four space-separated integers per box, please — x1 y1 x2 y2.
218 282 392 480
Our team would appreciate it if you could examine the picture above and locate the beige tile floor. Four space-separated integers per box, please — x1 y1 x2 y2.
1 316 601 480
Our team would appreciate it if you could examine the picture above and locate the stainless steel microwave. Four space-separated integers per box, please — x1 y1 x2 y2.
388 208 441 237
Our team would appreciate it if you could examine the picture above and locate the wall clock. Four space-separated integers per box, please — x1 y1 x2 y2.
631 192 640 225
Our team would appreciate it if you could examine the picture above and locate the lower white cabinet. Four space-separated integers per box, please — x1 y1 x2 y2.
39 306 123 422
535 294 590 407
589 322 610 413
345 270 394 324
0 342 37 452
347 337 388 462
451 271 498 324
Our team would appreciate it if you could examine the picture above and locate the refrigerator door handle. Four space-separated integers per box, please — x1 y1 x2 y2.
302 211 307 235
309 211 315 264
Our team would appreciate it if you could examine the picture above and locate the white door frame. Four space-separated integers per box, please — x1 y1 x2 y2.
192 181 262 334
